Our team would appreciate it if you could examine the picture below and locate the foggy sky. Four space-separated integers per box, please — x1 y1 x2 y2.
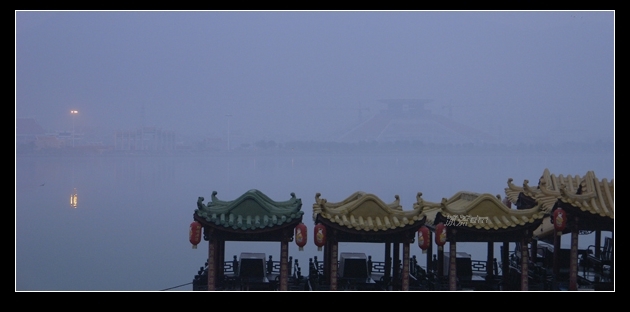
16 11 614 143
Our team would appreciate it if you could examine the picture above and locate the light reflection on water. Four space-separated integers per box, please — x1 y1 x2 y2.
16 151 613 290
70 188 78 208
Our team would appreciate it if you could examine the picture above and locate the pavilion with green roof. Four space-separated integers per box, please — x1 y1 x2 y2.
194 189 304 291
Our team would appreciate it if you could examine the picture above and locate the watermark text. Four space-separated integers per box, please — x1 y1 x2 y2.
445 215 489 226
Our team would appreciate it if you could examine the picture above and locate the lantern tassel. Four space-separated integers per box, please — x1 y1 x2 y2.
318 247 322 251
192 245 197 249
299 247 304 251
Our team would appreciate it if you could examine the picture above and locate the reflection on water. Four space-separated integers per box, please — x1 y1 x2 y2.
15 151 614 291
70 188 78 208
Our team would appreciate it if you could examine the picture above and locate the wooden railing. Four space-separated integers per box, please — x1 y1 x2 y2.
212 254 505 290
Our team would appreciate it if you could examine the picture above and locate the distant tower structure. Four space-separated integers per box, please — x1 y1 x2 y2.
337 98 496 144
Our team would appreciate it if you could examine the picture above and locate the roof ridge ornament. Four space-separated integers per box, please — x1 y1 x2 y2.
413 192 424 211
506 178 521 191
523 179 538 196
196 196 206 211
392 194 401 210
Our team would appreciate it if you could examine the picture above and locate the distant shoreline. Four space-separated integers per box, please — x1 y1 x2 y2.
16 140 614 158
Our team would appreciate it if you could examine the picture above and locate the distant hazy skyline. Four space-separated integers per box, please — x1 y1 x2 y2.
16 11 614 144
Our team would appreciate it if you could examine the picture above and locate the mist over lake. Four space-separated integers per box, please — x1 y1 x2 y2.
15 147 613 291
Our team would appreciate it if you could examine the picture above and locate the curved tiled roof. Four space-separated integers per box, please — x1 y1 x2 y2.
418 191 545 230
505 168 587 213
557 171 614 219
536 169 585 213
505 178 528 205
312 191 425 231
195 189 303 230
504 168 614 217
504 169 613 238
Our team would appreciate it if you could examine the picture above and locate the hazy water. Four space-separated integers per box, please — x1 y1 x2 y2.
15 150 614 291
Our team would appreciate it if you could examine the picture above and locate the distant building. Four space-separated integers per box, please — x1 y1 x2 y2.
34 135 64 150
337 99 496 144
114 126 176 151
16 117 46 146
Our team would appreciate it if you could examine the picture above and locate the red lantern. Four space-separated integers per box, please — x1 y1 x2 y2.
189 221 202 249
314 223 326 251
553 208 567 235
418 226 430 253
295 223 307 251
435 222 447 247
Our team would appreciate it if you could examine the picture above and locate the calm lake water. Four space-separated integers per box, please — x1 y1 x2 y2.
15 149 614 291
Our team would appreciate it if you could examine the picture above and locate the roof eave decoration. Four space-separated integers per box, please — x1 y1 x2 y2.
505 177 525 205
423 191 545 230
312 191 424 231
557 172 614 219
506 169 591 214
535 179 564 213
413 192 442 229
522 178 542 198
531 170 613 218
195 190 304 230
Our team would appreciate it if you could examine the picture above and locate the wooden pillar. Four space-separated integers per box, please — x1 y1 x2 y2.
207 237 217 291
449 231 457 291
520 236 529 291
427 231 433 272
384 242 391 285
502 241 509 290
437 244 444 278
324 238 331 284
217 240 225 284
393 242 400 290
402 241 410 291
594 230 602 258
330 239 338 291
486 242 494 279
280 239 289 291
569 216 579 291
552 227 561 289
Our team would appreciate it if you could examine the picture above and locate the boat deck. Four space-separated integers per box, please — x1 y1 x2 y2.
192 250 613 291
